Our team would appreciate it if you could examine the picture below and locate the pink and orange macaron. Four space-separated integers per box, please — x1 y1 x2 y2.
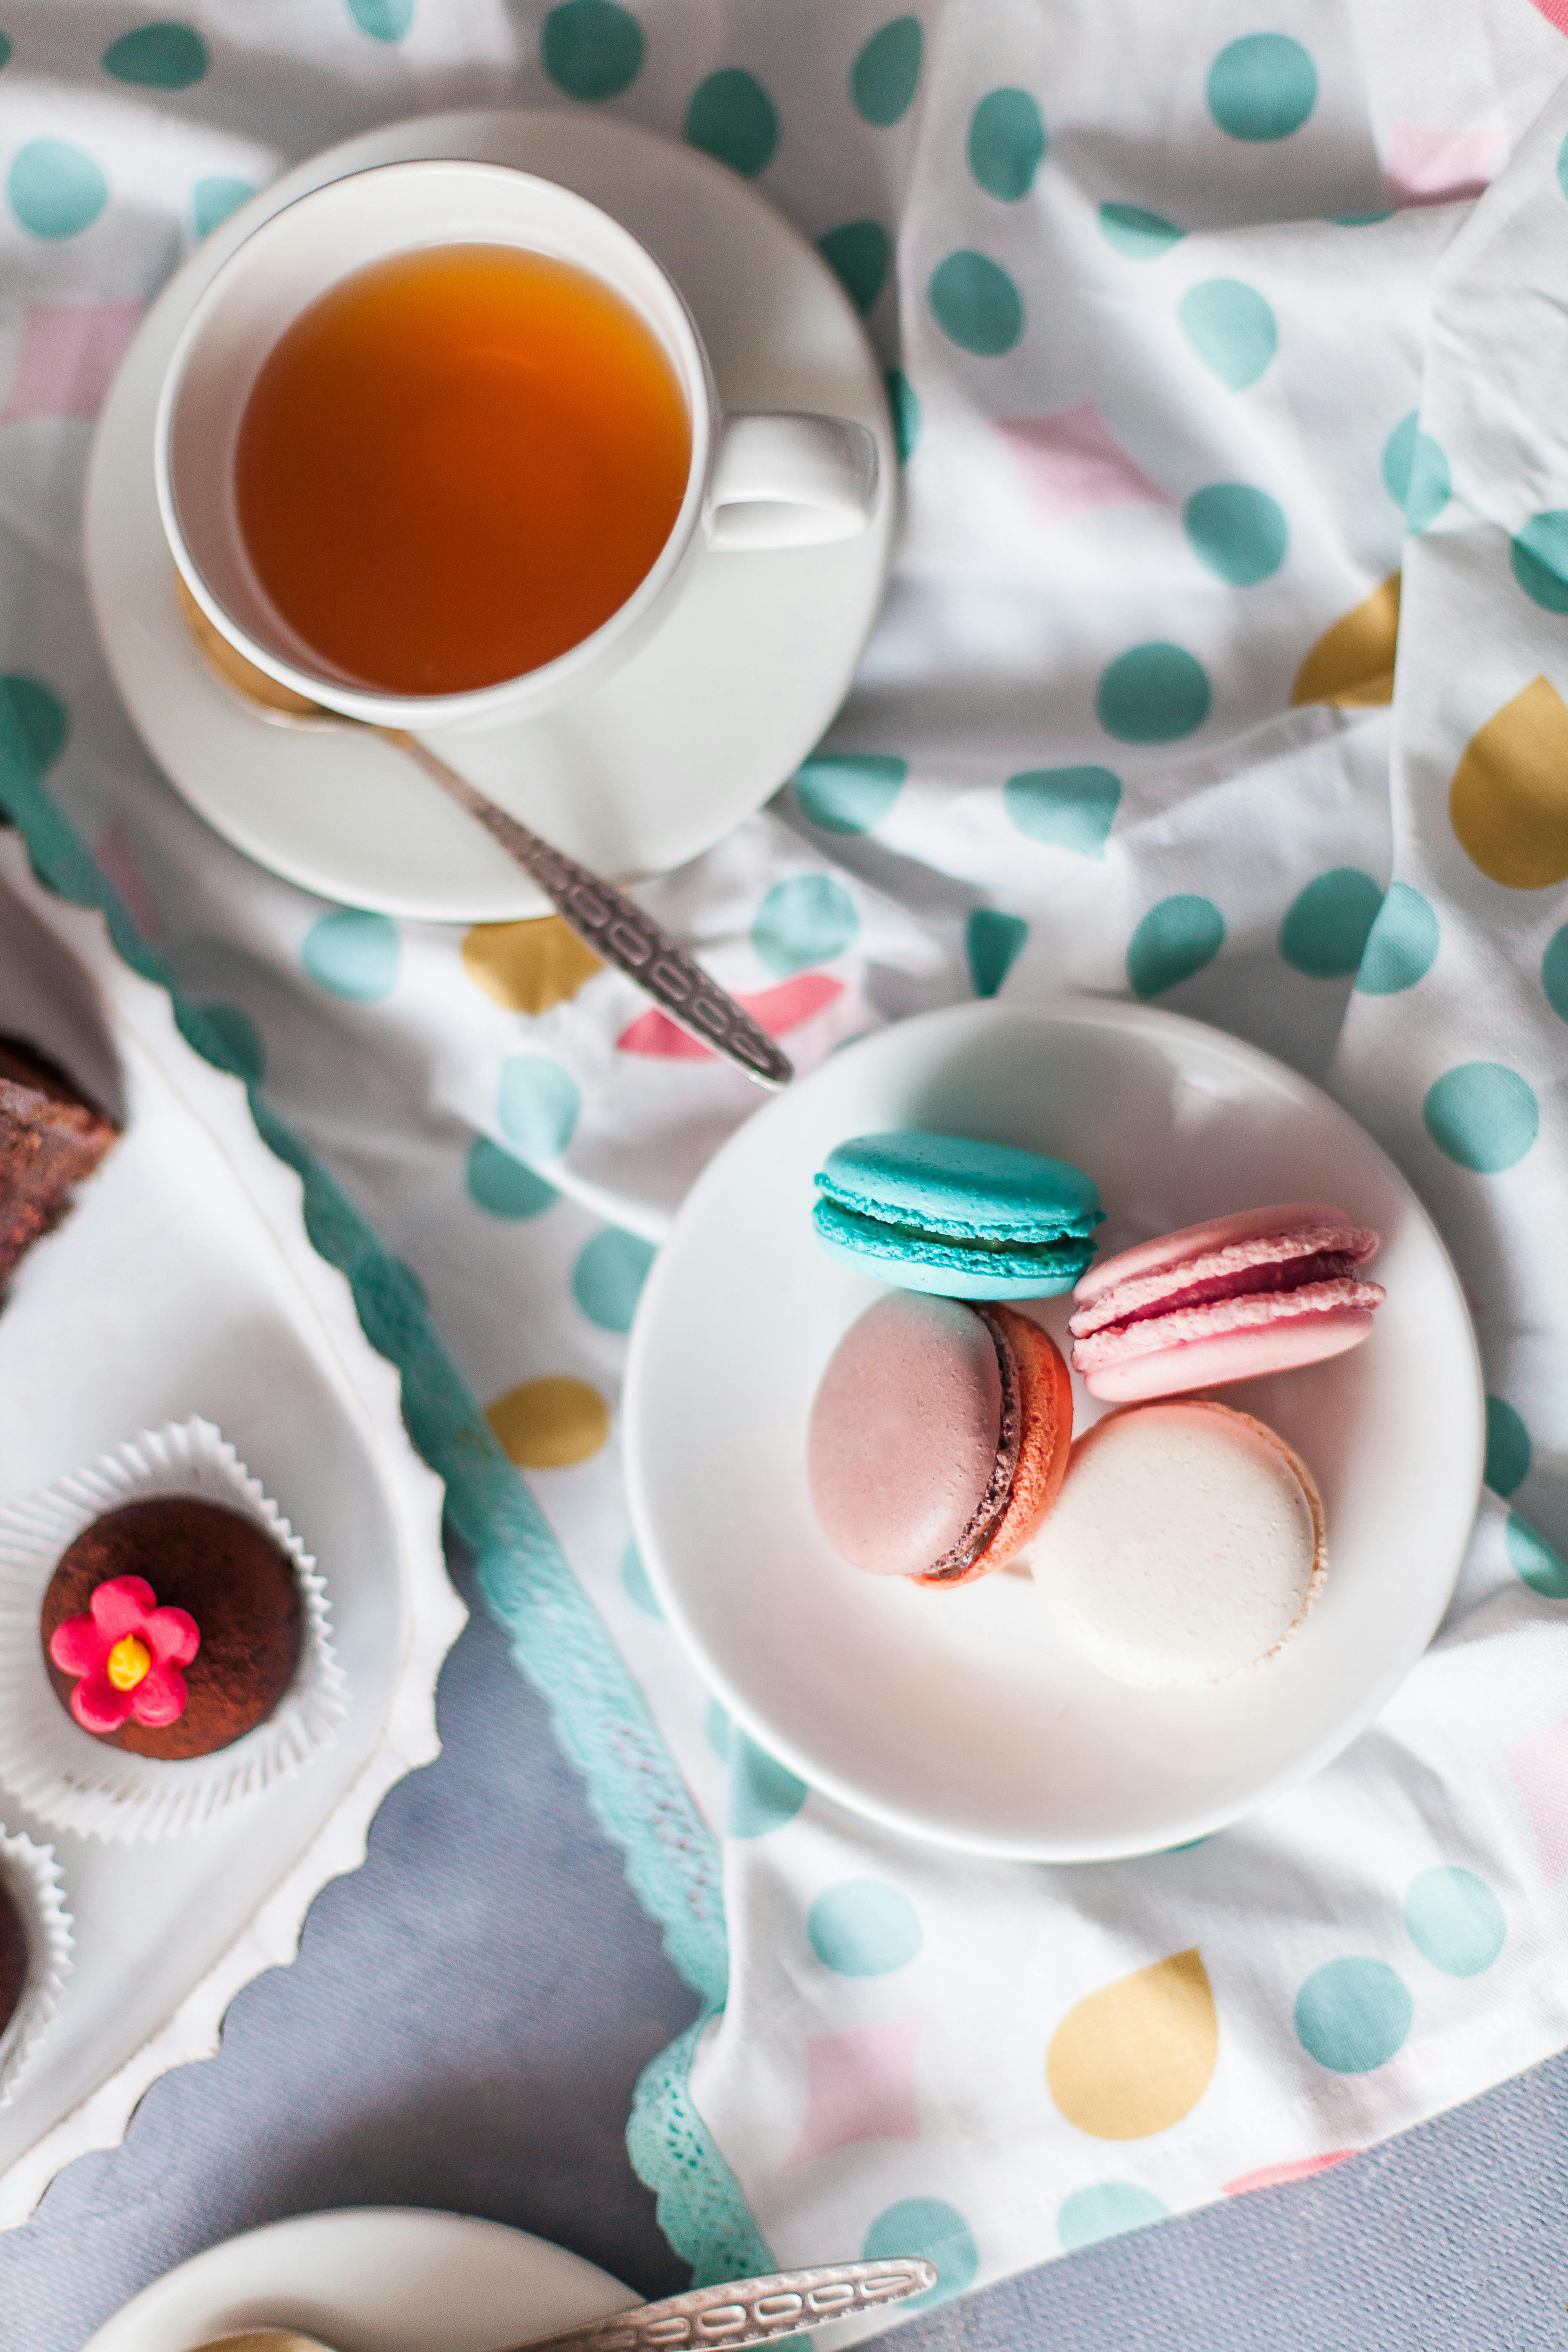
1069 1202 1385 1403
809 1292 1073 1587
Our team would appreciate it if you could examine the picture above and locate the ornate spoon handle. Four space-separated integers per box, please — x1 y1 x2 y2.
503 2258 939 2352
387 731 793 1091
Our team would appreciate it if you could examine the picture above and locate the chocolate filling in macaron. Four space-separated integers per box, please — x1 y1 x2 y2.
809 1291 1073 1588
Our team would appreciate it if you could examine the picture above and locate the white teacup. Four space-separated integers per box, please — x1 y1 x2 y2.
155 157 881 733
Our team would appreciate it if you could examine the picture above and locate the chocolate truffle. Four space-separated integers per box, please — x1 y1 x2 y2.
0 1032 118 1291
41 1497 302 1760
0 1877 26 2039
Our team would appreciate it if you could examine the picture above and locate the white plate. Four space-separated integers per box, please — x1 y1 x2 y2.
83 2206 633 2352
623 1001 1484 1862
85 109 895 924
0 842 464 2222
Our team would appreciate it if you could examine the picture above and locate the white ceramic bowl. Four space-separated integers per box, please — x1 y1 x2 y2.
624 1001 1484 1862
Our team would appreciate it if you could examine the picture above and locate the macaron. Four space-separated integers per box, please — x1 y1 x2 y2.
1032 1400 1326 1687
808 1291 1073 1586
812 1130 1103 1300
1069 1202 1384 1402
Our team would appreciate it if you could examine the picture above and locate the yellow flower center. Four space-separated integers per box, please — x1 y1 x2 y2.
106 1633 151 1692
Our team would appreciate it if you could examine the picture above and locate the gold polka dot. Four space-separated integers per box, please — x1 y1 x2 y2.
1046 1947 1217 2139
487 1376 610 1468
1291 573 1400 708
462 917 603 1014
1449 674 1568 889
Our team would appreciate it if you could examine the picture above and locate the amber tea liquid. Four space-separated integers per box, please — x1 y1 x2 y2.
233 242 692 696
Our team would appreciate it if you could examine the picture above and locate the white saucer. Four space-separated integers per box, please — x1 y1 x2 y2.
85 111 894 923
84 2206 634 2352
623 1001 1484 1863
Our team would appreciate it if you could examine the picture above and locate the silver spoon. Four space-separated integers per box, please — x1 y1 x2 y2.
188 2255 937 2352
174 575 793 1092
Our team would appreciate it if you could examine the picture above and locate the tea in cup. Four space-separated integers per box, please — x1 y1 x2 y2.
156 159 880 732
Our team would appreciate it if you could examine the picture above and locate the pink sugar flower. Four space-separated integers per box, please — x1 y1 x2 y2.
49 1574 200 1733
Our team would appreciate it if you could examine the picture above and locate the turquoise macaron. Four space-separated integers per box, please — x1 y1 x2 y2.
811 1130 1103 1298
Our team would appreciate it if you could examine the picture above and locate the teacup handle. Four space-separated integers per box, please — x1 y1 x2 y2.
707 413 880 550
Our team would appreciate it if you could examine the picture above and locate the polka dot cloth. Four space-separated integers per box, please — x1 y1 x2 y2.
929 251 1024 355
1179 280 1277 390
809 1880 923 1975
1295 1957 1413 2073
17 5 1568 2322
861 2200 978 2310
9 140 108 239
543 0 644 100
686 70 778 176
1097 644 1211 743
851 18 922 126
1206 34 1317 142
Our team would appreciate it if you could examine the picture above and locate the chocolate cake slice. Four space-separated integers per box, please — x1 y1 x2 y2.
0 1032 118 1289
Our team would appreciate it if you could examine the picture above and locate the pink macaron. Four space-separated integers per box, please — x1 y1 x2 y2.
1068 1202 1385 1403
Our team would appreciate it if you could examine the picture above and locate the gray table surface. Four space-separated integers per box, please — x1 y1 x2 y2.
3 1549 1565 2352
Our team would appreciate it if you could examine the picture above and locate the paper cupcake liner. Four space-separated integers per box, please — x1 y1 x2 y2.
0 1418 348 1843
0 1827 72 2107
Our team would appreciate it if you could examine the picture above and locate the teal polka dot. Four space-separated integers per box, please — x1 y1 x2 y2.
302 908 400 1001
794 751 905 835
1558 130 1568 204
1355 882 1439 995
1279 868 1385 978
1423 1063 1538 1173
192 176 254 237
466 1136 558 1219
346 0 414 36
8 139 108 240
1097 642 1210 744
816 220 890 315
195 1003 265 1083
885 368 920 462
0 35 11 70
728 1733 807 1837
102 22 208 87
1485 1396 1531 1498
1207 33 1317 142
1057 2184 1171 2252
620 1538 663 1619
808 1879 923 1975
1184 483 1288 585
1506 1511 1568 1599
753 874 858 975
928 250 1024 356
1382 414 1450 532
1295 1956 1412 2073
1127 895 1225 998
1404 1866 1506 1975
861 2200 977 2311
705 1696 730 1759
966 908 1027 998
498 1053 580 1161
0 675 69 775
572 1226 656 1332
1544 926 1568 1024
1179 279 1277 390
1333 209 1395 227
1005 765 1121 857
967 88 1047 202
685 68 778 177
1099 202 1186 259
542 0 643 101
1509 510 1568 614
851 15 922 126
